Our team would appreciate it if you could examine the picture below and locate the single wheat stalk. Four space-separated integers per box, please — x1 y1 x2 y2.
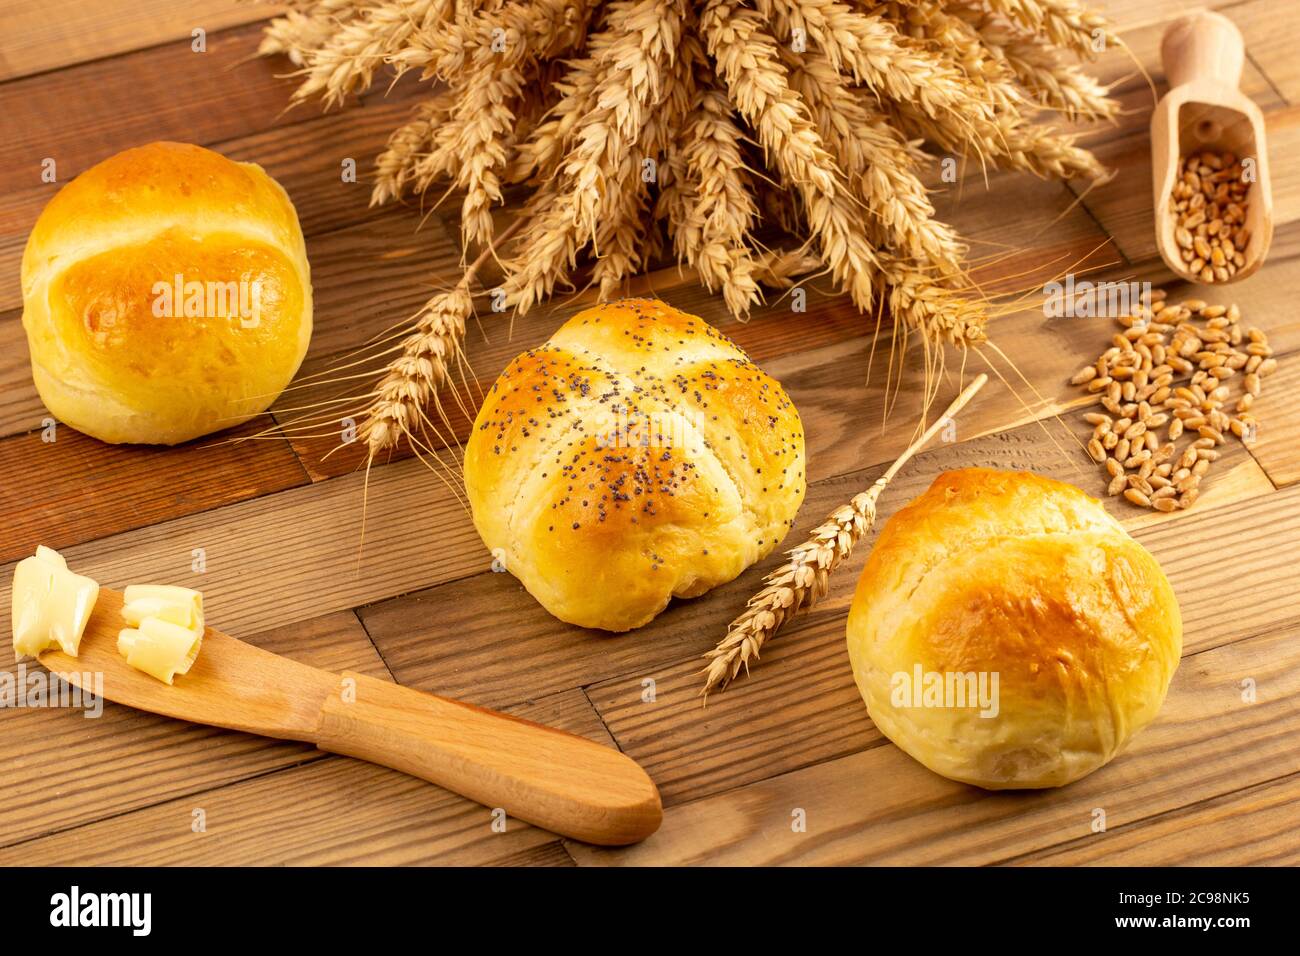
976 22 1118 124
359 215 526 458
370 91 457 207
702 372 989 697
666 57 764 318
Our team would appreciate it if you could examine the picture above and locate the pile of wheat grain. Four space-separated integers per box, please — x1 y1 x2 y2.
260 0 1118 460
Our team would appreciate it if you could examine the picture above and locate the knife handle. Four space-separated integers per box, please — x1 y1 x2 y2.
313 671 662 846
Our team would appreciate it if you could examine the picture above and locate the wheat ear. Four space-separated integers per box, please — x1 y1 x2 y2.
702 372 989 697
359 215 526 459
982 0 1117 59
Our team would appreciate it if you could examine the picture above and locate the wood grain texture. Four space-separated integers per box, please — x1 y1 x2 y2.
1017 772 1300 865
0 416 308 564
1227 0 1300 103
0 314 44 439
0 0 281 81
316 671 661 845
1105 0 1242 32
0 450 478 642
1241 348 1300 485
0 689 616 865
0 609 384 849
0 24 300 184
569 626 1300 866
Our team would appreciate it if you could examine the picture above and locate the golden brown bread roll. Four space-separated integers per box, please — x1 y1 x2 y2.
846 468 1181 789
21 142 312 445
464 299 806 631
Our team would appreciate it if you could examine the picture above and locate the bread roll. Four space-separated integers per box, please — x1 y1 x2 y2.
846 468 1181 789
21 142 312 445
464 299 806 632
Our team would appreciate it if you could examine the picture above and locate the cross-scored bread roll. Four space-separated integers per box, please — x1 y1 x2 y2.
464 299 806 632
21 141 312 445
847 468 1182 789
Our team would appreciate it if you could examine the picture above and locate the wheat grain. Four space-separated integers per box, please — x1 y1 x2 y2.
1169 150 1251 283
1072 292 1276 512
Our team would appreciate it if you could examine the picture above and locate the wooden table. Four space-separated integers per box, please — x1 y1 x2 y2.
0 0 1297 866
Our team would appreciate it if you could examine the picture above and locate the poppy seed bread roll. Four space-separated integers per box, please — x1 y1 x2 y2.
464 299 806 632
21 141 312 445
846 468 1182 789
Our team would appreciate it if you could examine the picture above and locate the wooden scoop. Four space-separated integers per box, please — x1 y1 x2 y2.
1151 10 1273 283
37 588 662 846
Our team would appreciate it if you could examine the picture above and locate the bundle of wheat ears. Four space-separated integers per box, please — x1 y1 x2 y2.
259 0 1120 463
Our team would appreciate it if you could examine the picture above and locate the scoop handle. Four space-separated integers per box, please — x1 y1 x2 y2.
314 671 662 846
1161 10 1244 91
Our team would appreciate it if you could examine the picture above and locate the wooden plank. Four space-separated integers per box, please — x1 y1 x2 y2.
0 24 299 185
0 1 281 82
1017 772 1300 865
0 415 308 565
483 842 577 866
0 610 384 848
0 317 35 439
1101 0 1242 33
1228 0 1300 104
0 688 616 865
567 624 1300 866
0 448 475 642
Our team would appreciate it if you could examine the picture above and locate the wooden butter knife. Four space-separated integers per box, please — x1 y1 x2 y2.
36 588 663 846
